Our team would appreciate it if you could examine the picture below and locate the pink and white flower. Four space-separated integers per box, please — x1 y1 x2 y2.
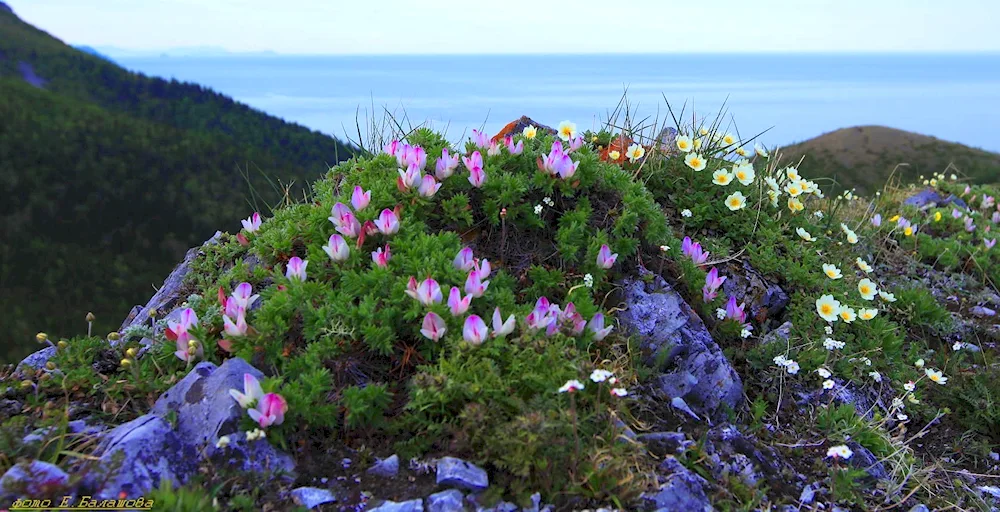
596 244 618 269
351 186 371 211
375 208 400 235
285 257 308 281
248 392 288 428
453 247 475 272
323 234 350 262
491 307 516 338
372 244 391 268
398 165 422 191
464 269 490 298
448 287 472 316
681 237 709 265
420 312 447 341
472 129 490 148
418 175 442 198
587 313 613 341
463 315 488 345
406 277 443 306
505 135 524 155
436 149 460 180
241 212 262 233
229 373 264 409
702 267 726 302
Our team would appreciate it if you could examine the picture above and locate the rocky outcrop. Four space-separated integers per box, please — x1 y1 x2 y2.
0 461 70 501
643 457 713 512
618 268 743 421
722 260 790 328
904 188 967 210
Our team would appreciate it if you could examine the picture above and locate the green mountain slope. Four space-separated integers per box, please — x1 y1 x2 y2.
780 126 1000 193
0 7 355 362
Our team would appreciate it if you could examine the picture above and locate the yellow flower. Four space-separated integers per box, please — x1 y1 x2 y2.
823 264 843 280
557 121 578 141
839 307 857 323
699 126 709 136
788 197 804 212
725 191 747 211
858 308 878 320
675 135 693 153
722 133 736 146
816 294 841 322
889 214 900 222
858 278 877 300
934 211 942 222
735 147 747 157
625 143 645 163
734 163 755 185
608 150 621 161
713 169 734 186
856 257 872 273
786 167 801 182
796 227 816 242
523 125 537 139
903 226 914 236
685 153 707 172
784 180 804 197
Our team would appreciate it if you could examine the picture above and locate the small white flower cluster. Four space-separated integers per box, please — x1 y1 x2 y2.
773 355 800 374
583 273 594 288
245 428 267 441
534 204 544 215
823 337 845 350
542 197 555 207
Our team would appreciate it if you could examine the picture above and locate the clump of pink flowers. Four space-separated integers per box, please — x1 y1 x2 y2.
702 267 726 302
681 237 710 265
217 282 259 352
230 373 288 429
165 308 200 362
537 140 579 180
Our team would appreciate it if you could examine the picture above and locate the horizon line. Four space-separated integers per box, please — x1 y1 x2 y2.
96 49 1000 57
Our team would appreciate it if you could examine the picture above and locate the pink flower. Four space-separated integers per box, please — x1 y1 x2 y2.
552 153 579 179
420 312 447 341
986 238 996 249
166 308 200 361
505 136 524 155
229 373 264 409
476 258 492 278
463 315 489 345
588 313 613 341
230 283 259 310
453 247 475 272
329 203 362 238
596 244 618 269
952 208 963 219
464 269 490 298
324 234 350 262
398 165 422 190
372 244 391 268
395 144 427 170
992 212 1000 224
407 278 442 306
526 297 557 331
248 392 288 428
351 186 371 211
560 303 586 335
984 195 995 209
468 167 486 188
448 287 472 316
681 237 709 265
965 216 976 232
725 296 747 324
384 140 400 156
418 175 442 198
286 257 308 281
871 213 881 227
375 208 400 235
702 267 726 302
567 136 584 153
487 140 501 157
223 309 248 337
472 129 489 148
436 149 460 180
462 151 483 172
491 307 516 338
241 212 262 233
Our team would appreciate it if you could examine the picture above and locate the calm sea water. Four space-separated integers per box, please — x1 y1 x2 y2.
115 54 1000 152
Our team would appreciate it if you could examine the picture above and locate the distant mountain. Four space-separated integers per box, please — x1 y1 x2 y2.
93 45 281 58
0 7 355 362
780 126 1000 193
72 44 115 63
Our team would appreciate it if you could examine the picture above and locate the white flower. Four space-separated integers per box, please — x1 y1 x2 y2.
773 355 789 366
892 397 904 410
216 436 231 449
858 279 878 300
796 227 816 242
610 388 628 397
816 367 832 378
879 291 897 302
659 245 670 252
856 258 873 273
754 144 769 158
559 379 585 393
869 371 882 383
862 357 872 366
557 121 578 141
716 308 728 320
626 143 646 163
925 368 948 385
725 191 747 211
684 153 707 172
903 381 916 392
823 264 843 280
824 325 833 335
814 211 824 218
534 204 544 215
246 428 267 442
822 379 835 390
590 369 614 383
823 337 845 350
740 328 752 339
816 294 842 322
786 361 800 375
543 196 554 207
896 413 908 421
952 341 963 351
681 209 692 218
826 445 853 460
914 358 925 368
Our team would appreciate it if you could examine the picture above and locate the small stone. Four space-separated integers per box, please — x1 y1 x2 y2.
523 492 541 512
637 431 693 456
799 484 816 504
368 454 400 478
369 498 424 512
426 489 464 512
972 306 997 318
436 457 488 492
290 487 337 509
0 460 70 500
908 505 930 512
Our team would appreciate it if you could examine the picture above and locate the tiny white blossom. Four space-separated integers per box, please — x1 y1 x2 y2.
814 211 824 218
610 388 628 397
583 274 594 288
892 397 904 410
590 369 614 383
216 436 231 449
869 371 882 383
914 358 924 368
773 355 789 366
543 196 554 207
716 308 728 320
681 209 692 218
863 357 872 366
740 328 752 339
534 204 544 215
786 361 800 375
659 245 670 252
903 381 916 392
824 325 833 335
823 338 845 350
559 379 585 393
816 367 832 378
822 379 835 390
896 413 908 421
952 341 963 351
826 445 853 460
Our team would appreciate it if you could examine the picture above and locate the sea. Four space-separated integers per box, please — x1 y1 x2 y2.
114 53 1000 152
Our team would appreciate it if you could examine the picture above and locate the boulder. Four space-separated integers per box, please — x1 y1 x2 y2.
368 454 401 478
643 457 712 512
0 460 70 501
87 414 193 499
370 499 425 512
722 260 790 327
904 188 967 210
436 457 488 492
617 268 743 421
426 489 464 512
490 116 555 143
290 487 338 509
847 442 888 480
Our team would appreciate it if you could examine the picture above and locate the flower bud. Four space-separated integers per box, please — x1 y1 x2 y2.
188 340 198 349
126 348 137 358
39 373 51 382
45 362 56 371
20 379 33 389
187 347 197 356
36 332 48 343
86 312 95 322
120 358 131 367
107 332 120 341
57 340 68 350
148 308 158 318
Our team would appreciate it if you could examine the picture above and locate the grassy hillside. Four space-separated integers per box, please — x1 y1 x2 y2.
0 7 354 362
780 125 1000 193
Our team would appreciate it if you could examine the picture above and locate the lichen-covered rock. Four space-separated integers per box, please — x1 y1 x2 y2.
618 268 743 421
637 431 693 456
368 454 400 478
847 441 888 480
904 188 967 210
436 457 488 492
643 457 712 512
290 486 338 509
722 260 790 327
0 460 70 500
370 498 425 512
426 489 464 512
490 116 555 143
88 413 193 499
16 346 56 373
150 358 263 458
212 430 295 477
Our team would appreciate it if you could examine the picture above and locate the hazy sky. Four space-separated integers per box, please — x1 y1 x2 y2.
10 0 1000 54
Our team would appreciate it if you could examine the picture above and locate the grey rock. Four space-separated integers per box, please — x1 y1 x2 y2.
436 457 489 492
213 430 295 477
703 424 793 488
761 321 793 345
656 127 680 156
972 306 997 318
523 492 541 512
904 189 944 209
67 419 105 437
644 457 712 512
22 427 53 445
799 484 816 504
370 499 424 512
847 442 888 480
612 418 638 443
426 489 465 512
618 268 742 421
368 454 400 478
638 431 693 456
118 231 222 339
908 505 930 512
0 460 70 500
290 487 338 509
485 502 518 512
151 358 263 458
16 346 57 374
0 398 22 421
721 260 790 323
88 414 194 499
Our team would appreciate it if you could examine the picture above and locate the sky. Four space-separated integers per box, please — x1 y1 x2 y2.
9 0 1000 55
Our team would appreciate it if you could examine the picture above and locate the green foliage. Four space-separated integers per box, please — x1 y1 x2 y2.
341 383 392 431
